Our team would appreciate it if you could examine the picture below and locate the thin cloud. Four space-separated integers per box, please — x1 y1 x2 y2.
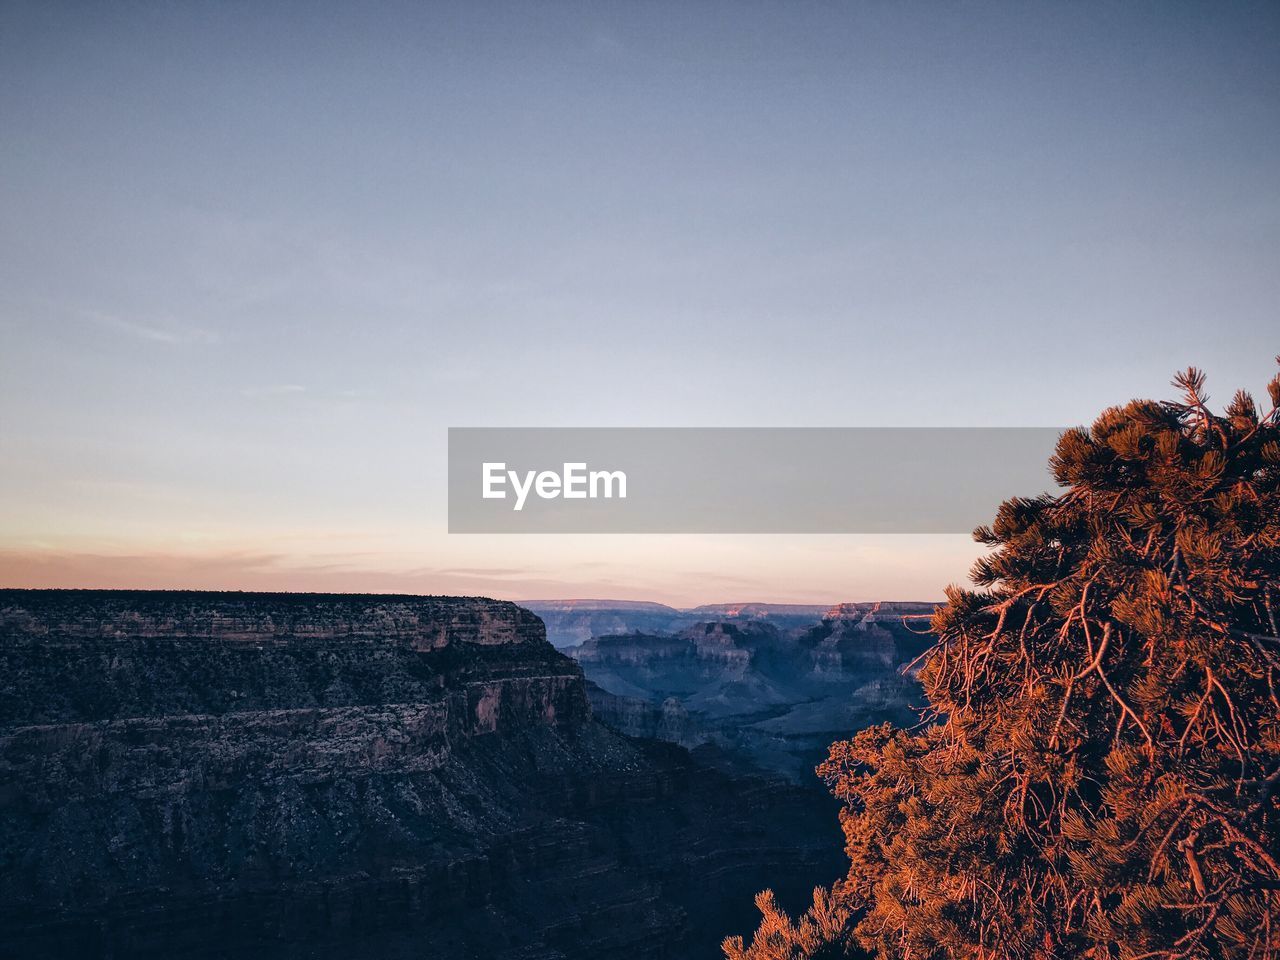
433 567 529 578
240 384 307 398
85 311 219 345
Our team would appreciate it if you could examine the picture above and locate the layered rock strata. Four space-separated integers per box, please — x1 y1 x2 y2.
572 605 938 781
0 590 839 960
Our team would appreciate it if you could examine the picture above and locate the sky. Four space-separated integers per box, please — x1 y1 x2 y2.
1 1 1277 606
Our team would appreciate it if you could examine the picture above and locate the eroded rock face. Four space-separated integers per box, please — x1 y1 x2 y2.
0 590 544 649
571 606 938 782
519 600 692 649
521 601 843 649
0 590 840 960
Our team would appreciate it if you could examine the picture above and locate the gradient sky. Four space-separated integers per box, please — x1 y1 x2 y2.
1 1 1277 605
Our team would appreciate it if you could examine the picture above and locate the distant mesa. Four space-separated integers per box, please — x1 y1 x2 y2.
822 600 937 620
520 598 684 615
522 597 940 649
688 602 831 618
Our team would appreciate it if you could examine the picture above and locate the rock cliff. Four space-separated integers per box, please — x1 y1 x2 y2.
571 605 938 782
519 601 863 649
0 589 840 960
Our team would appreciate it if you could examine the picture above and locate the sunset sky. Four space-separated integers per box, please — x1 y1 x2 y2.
2 2 1277 606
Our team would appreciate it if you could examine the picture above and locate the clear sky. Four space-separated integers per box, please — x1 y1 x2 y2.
1 1 1277 605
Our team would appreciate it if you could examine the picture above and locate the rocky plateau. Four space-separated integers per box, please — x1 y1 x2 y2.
0 589 843 960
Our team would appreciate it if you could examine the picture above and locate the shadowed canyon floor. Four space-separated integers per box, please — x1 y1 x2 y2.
0 590 843 960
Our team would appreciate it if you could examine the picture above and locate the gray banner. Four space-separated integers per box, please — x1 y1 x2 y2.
448 427 1065 534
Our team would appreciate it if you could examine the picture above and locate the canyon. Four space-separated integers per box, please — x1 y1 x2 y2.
519 600 838 650
0 589 843 959
567 602 938 782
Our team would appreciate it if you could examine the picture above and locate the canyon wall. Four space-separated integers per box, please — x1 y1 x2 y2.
572 603 937 781
520 601 849 649
0 590 840 960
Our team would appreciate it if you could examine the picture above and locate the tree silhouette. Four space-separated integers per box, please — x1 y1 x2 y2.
726 363 1280 960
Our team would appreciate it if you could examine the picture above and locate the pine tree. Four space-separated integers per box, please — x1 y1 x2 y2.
728 363 1280 960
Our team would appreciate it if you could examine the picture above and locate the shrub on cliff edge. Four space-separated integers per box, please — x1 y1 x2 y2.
725 363 1280 960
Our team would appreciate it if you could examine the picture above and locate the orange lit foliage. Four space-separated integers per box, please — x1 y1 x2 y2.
726 365 1280 960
